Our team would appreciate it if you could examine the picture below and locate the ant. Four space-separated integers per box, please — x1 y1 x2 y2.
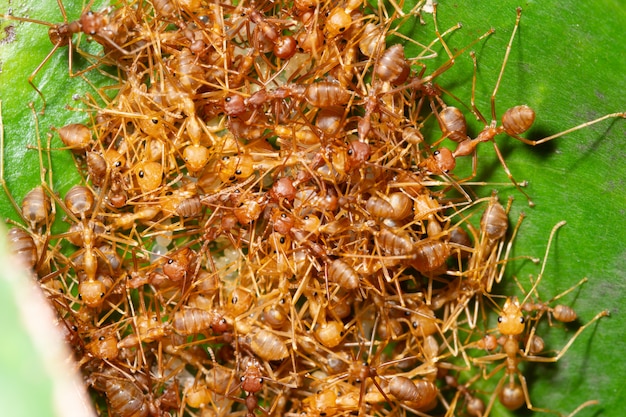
427 8 625 206
471 221 609 416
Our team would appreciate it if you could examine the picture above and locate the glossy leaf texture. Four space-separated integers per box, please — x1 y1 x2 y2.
0 0 624 416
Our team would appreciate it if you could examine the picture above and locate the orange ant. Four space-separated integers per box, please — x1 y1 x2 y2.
427 8 625 206
471 221 609 415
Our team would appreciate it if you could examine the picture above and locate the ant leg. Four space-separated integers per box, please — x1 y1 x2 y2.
566 400 600 417
518 370 598 416
514 112 626 146
490 8 523 122
523 220 567 299
526 309 609 363
491 141 535 207
28 44 63 114
469 51 488 125
432 2 458 61
494 211 527 287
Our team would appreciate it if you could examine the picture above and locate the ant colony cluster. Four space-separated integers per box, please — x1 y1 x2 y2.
0 1 621 417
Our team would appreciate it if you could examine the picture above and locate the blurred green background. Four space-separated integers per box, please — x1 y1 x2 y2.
0 0 624 416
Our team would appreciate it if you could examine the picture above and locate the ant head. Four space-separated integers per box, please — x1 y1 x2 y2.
497 297 525 336
78 279 106 308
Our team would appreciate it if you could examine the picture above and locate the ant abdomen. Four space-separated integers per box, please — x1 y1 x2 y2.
7 227 38 270
502 105 536 135
499 382 525 410
438 106 468 142
553 305 577 323
375 44 410 85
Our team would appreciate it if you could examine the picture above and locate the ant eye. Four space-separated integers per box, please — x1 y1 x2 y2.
519 317 525 324
434 150 440 156
498 316 503 323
